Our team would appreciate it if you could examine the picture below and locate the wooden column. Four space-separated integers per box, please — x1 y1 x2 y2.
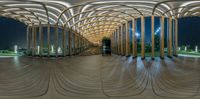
54 24 58 57
126 22 130 56
173 18 178 56
47 23 50 57
141 16 145 59
160 16 165 59
26 26 30 55
132 18 137 58
151 15 155 60
62 25 67 56
120 25 123 55
39 23 43 56
68 29 71 56
168 17 172 57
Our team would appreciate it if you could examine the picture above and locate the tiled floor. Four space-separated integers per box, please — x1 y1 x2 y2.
0 55 199 99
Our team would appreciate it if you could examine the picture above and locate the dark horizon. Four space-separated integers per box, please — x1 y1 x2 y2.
0 16 200 50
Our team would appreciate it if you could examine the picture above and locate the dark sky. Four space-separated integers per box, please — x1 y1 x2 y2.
0 16 199 50
0 17 26 50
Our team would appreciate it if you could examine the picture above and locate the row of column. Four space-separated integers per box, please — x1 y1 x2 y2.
26 24 91 57
111 16 179 60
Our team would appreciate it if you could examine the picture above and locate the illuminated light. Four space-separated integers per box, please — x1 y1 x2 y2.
192 12 199 15
189 6 200 11
178 47 181 51
3 8 20 12
37 45 40 54
92 1 157 4
14 45 18 54
135 32 140 37
58 47 62 54
155 27 161 35
48 0 74 24
195 46 198 53
185 46 187 52
51 45 54 53
179 1 200 13
6 4 41 7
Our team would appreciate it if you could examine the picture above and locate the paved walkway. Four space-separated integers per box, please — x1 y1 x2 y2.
0 55 200 99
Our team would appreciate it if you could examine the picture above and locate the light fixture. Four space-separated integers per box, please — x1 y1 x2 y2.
195 46 198 53
14 45 18 54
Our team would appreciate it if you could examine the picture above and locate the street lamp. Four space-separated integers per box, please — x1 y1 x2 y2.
14 45 18 54
195 46 198 53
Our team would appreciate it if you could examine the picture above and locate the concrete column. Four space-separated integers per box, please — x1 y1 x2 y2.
173 18 178 56
168 17 172 57
68 29 71 56
62 25 66 56
26 26 30 55
141 16 145 59
132 18 137 58
54 24 58 57
120 25 123 55
39 23 43 56
160 16 165 59
125 22 130 56
151 15 155 60
47 23 50 57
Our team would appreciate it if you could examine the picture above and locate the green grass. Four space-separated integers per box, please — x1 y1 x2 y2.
178 51 200 56
0 51 18 56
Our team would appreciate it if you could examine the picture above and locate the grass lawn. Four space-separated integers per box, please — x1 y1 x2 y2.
0 51 18 56
178 51 200 56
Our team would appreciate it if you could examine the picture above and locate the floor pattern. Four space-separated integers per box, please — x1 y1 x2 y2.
0 55 200 99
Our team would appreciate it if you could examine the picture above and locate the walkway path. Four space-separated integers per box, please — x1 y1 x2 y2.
0 55 200 99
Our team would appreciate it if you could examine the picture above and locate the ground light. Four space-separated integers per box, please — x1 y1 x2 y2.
51 45 54 53
195 46 198 52
14 45 18 54
37 45 40 54
185 46 187 51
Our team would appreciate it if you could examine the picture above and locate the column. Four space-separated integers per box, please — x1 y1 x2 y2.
39 23 43 56
173 18 178 56
120 25 124 55
151 15 155 60
68 29 71 56
160 16 165 59
62 25 66 56
132 18 137 58
141 16 145 59
47 22 50 57
117 29 120 55
26 26 30 55
125 22 130 57
168 17 172 57
54 24 58 57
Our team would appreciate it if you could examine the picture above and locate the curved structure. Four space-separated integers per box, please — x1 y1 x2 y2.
0 0 199 58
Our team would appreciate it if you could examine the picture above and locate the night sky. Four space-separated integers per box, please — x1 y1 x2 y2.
0 16 199 50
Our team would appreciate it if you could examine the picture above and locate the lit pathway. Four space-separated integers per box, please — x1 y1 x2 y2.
0 55 200 99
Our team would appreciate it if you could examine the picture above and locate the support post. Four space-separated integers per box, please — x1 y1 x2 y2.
26 26 30 55
62 25 66 56
47 22 50 57
126 22 130 57
120 25 123 55
151 15 155 60
160 16 165 59
173 18 178 56
141 16 145 60
54 24 58 57
168 17 172 57
132 18 137 58
39 23 43 56
68 29 71 56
